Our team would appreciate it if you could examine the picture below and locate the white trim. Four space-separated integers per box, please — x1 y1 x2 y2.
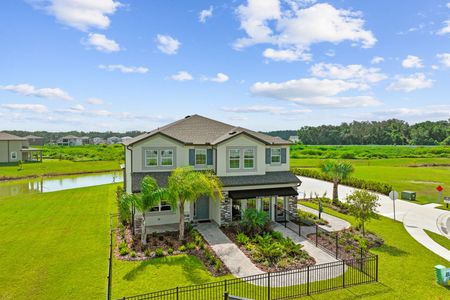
270 148 281 164
228 148 241 169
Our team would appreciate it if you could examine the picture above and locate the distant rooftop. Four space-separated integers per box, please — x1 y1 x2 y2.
0 132 26 141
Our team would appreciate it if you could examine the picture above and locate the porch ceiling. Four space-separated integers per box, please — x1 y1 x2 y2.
228 187 298 200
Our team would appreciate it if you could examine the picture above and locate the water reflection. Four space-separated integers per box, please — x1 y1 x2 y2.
0 171 123 198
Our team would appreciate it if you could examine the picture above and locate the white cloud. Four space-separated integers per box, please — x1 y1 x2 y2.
199 6 213 23
234 1 376 60
98 64 149 73
84 33 120 52
70 104 85 111
0 83 72 101
437 21 450 35
1 103 48 113
203 73 229 83
377 105 450 119
263 48 311 62
447 3 450 9
325 49 335 57
387 73 433 92
437 53 450 67
251 77 381 108
401 55 423 68
310 63 387 85
171 71 193 81
90 109 112 116
222 105 311 115
28 0 122 31
87 97 105 105
371 56 384 64
156 34 180 55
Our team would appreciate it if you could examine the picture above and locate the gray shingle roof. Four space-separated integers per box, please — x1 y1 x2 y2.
131 171 300 192
124 115 290 146
0 132 26 141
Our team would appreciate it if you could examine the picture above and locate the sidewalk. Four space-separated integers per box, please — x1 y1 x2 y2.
297 204 351 231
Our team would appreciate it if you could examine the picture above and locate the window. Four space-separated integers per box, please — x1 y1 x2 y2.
150 200 172 212
195 149 207 165
243 148 255 169
145 149 158 166
271 148 281 164
10 152 17 160
160 149 173 166
229 149 240 169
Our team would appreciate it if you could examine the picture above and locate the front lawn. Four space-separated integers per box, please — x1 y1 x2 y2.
299 201 449 299
0 184 118 299
0 159 121 180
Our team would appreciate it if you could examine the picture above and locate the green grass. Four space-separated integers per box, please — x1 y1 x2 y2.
41 144 124 161
299 201 449 299
291 157 450 204
424 230 450 250
0 184 119 299
0 159 121 180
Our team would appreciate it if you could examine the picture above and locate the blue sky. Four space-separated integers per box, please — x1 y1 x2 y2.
1 0 449 132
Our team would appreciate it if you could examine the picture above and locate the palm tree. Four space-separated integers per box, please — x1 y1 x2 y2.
134 176 166 244
167 167 223 241
320 160 354 203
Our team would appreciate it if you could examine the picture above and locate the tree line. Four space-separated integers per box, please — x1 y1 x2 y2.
266 119 450 145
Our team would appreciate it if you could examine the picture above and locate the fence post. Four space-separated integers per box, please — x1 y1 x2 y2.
298 221 301 237
375 255 379 282
224 291 229 300
315 225 318 247
360 248 363 272
267 272 271 300
335 233 339 259
307 266 310 296
342 260 345 288
224 279 227 294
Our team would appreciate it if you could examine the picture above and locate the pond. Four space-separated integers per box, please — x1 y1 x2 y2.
0 171 123 198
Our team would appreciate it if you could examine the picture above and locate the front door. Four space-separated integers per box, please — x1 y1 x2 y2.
196 196 210 220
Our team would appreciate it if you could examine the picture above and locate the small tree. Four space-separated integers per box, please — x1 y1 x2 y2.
240 208 270 236
346 190 379 236
167 167 223 241
320 160 354 203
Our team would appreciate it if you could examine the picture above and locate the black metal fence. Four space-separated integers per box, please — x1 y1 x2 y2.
275 205 371 261
117 255 378 300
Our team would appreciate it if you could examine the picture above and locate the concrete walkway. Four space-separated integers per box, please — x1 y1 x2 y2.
196 223 345 286
298 204 351 231
298 176 450 261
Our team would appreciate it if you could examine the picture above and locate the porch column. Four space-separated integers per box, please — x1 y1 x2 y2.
270 196 276 222
287 196 297 216
220 191 232 226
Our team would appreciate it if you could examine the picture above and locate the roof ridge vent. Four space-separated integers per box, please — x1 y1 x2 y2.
229 131 237 135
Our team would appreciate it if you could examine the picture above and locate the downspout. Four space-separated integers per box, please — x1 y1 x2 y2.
7 140 10 163
126 144 135 235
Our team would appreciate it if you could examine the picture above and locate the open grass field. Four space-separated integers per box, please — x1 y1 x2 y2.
0 159 121 180
41 144 124 162
291 157 450 205
0 184 118 299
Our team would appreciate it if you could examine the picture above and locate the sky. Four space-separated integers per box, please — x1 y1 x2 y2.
1 0 450 132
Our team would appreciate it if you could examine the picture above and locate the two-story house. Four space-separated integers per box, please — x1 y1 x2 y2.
123 115 301 232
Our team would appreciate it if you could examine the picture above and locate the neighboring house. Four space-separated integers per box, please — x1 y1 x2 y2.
121 136 132 143
92 137 106 145
124 115 301 234
80 136 91 145
0 132 42 163
107 136 122 144
24 135 44 146
57 135 81 146
288 135 300 143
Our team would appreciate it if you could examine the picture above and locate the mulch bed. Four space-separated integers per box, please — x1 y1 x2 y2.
307 228 383 260
221 225 315 273
115 225 229 276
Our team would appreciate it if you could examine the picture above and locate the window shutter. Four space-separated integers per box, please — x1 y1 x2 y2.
281 148 287 164
265 148 271 164
207 149 213 165
189 149 195 165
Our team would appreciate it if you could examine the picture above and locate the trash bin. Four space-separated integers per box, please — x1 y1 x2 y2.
401 191 416 201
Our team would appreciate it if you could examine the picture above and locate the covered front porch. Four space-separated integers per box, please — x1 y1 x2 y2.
20 148 43 162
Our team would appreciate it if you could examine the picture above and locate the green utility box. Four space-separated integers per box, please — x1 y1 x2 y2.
435 265 450 286
401 191 416 201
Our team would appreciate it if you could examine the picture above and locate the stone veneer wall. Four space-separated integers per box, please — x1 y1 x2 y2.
220 191 232 226
287 196 297 216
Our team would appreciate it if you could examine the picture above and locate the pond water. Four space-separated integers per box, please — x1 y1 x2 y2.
0 171 123 198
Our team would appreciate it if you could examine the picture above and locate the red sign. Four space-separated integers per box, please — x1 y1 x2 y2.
437 185 443 192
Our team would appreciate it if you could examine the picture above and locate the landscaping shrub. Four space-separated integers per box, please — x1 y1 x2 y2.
292 168 392 195
214 259 222 271
236 232 250 245
240 208 270 236
177 245 187 252
119 247 129 256
167 248 174 255
186 242 196 250
155 248 164 257
130 251 136 258
297 210 328 226
144 249 150 257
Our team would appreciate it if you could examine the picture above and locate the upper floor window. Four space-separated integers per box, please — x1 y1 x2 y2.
150 200 172 212
144 148 174 167
271 148 281 164
243 149 255 169
229 149 241 169
195 149 207 166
